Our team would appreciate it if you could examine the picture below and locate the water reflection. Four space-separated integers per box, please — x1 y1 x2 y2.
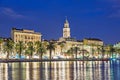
0 61 120 80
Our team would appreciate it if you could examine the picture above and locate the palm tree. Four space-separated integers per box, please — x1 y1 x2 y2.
97 45 101 58
27 42 34 59
67 47 74 59
3 39 14 59
0 38 3 52
82 44 85 60
35 41 46 59
109 45 115 58
73 46 80 59
47 42 55 60
15 41 25 59
101 45 105 59
24 49 30 58
58 42 65 54
104 45 110 58
90 44 96 58
115 48 120 58
113 47 119 58
0 38 3 44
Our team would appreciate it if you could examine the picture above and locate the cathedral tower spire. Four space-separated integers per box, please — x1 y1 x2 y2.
63 18 71 38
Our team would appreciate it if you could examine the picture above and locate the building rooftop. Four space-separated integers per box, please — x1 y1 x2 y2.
12 28 41 35
84 38 102 41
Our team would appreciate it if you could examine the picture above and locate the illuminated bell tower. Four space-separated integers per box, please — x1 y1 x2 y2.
63 18 71 38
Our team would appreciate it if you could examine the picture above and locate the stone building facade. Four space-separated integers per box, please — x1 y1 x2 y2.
11 28 42 43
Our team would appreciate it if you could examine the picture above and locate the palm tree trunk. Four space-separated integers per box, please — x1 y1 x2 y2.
75 47 77 59
30 50 33 59
19 46 21 59
112 51 113 58
61 48 62 54
91 46 93 58
7 52 9 59
107 52 108 59
92 48 94 58
54 49 55 56
39 52 41 59
50 49 52 60
41 53 43 60
82 46 84 60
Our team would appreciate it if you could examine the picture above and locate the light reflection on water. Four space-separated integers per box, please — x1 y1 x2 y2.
0 61 120 80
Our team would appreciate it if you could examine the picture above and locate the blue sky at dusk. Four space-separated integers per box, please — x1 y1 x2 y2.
0 0 120 44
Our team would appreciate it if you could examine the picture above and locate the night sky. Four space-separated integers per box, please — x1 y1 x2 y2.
0 0 120 44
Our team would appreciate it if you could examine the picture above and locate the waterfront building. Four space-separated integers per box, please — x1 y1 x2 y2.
0 18 105 59
49 39 83 58
83 38 104 58
53 18 105 58
114 42 120 49
54 18 83 58
11 28 42 43
83 38 103 46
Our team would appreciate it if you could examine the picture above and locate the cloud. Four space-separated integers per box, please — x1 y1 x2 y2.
0 7 25 19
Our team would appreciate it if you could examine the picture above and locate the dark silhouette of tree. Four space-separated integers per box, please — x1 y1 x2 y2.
3 39 14 59
35 41 46 59
47 42 55 60
15 41 25 59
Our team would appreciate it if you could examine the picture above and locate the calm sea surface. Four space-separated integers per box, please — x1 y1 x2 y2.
0 61 120 80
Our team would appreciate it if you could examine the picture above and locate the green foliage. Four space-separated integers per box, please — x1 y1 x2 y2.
0 38 3 44
67 47 74 55
47 42 55 51
26 42 35 59
0 38 3 51
35 41 46 59
58 41 65 53
47 42 56 59
3 39 14 59
15 41 25 58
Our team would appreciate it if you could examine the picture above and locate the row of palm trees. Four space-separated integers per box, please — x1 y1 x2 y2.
67 44 120 59
0 38 120 60
0 39 57 59
105 45 120 58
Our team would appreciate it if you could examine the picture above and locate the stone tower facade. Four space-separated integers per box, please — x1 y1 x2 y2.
63 18 71 38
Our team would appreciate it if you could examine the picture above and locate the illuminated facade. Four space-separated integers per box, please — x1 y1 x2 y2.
0 18 101 59
114 42 120 48
83 38 103 46
63 18 71 38
56 18 83 56
11 28 42 43
83 38 104 58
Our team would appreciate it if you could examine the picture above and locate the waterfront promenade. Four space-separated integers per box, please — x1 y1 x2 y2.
0 58 111 63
